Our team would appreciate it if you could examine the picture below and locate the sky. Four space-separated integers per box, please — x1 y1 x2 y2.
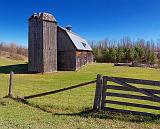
0 0 160 46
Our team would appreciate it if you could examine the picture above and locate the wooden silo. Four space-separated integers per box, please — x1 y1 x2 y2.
28 13 57 73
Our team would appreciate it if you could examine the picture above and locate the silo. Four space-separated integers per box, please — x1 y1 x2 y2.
28 12 57 73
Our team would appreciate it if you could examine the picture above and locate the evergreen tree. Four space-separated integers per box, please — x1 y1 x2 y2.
116 47 124 63
109 48 116 63
91 37 157 65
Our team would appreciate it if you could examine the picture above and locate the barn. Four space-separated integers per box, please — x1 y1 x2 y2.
28 12 93 73
57 26 93 70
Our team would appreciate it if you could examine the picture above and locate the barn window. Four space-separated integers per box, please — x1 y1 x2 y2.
81 42 86 48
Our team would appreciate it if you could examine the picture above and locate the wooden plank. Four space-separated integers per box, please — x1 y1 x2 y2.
93 75 103 111
104 76 160 86
106 92 160 102
105 76 160 102
101 78 107 110
103 107 158 116
24 80 96 99
105 85 160 94
105 100 160 110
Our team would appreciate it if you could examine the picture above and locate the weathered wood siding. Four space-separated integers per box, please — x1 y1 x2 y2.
43 21 57 72
28 19 44 72
28 18 57 72
76 51 93 70
57 27 76 70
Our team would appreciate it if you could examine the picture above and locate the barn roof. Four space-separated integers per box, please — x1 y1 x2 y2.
59 26 93 51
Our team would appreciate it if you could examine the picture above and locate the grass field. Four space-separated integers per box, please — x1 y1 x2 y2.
0 57 160 129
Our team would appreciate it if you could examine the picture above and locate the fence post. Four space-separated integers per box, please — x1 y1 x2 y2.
93 74 103 111
8 71 14 98
101 78 107 110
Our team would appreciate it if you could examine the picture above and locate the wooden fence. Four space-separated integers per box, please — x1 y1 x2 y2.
23 80 96 99
93 74 160 116
7 72 160 116
7 71 96 99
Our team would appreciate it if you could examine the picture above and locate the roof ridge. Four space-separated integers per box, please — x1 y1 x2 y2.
58 26 86 40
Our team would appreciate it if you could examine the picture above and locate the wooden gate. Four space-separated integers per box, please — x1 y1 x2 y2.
93 75 160 116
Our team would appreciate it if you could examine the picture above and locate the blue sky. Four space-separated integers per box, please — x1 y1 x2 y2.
0 0 160 46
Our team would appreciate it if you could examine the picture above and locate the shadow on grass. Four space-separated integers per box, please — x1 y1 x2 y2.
0 64 36 74
10 97 53 113
10 97 160 123
54 109 160 123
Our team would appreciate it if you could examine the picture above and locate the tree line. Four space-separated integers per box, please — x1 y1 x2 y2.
1 37 160 65
90 37 160 66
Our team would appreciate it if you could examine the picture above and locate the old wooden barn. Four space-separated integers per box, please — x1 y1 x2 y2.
57 26 93 70
28 12 93 73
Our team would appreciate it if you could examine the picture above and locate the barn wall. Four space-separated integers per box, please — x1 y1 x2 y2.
57 27 76 51
57 51 76 70
57 27 76 70
76 51 93 70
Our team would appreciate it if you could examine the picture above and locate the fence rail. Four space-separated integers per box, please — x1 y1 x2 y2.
5 72 160 116
104 76 160 86
23 80 96 99
93 75 160 116
105 85 160 94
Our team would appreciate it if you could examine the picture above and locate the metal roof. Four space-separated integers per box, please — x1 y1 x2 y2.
59 26 93 51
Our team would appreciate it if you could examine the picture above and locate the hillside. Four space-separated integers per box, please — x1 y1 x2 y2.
0 56 26 66
0 51 28 62
0 42 28 62
0 58 159 129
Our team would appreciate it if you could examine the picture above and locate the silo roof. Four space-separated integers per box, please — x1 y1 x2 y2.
29 12 57 22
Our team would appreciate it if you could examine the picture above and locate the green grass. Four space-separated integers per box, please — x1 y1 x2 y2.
0 58 160 129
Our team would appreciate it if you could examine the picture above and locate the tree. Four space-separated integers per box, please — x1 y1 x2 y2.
109 48 116 63
116 47 124 63
148 50 156 65
134 45 144 63
127 47 135 63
